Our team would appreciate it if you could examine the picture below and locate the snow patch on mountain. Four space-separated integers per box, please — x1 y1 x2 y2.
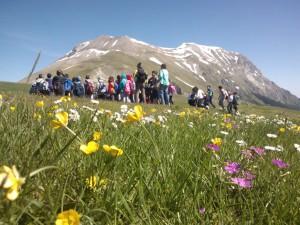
87 49 109 57
175 62 184 69
130 38 149 46
112 40 118 47
175 77 194 87
182 62 198 74
199 75 206 82
149 57 162 65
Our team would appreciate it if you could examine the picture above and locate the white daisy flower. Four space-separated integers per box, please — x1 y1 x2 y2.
267 134 278 138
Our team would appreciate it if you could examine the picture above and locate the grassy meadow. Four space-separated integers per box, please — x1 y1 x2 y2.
0 88 300 224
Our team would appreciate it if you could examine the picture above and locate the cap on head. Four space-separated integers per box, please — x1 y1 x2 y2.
137 62 142 68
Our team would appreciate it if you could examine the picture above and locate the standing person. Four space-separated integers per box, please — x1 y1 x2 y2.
227 90 233 113
63 74 74 96
232 92 240 115
96 77 107 100
157 63 170 105
74 76 85 97
148 70 159 104
45 73 53 96
168 82 176 105
107 76 116 101
84 75 94 99
119 73 131 102
207 85 216 108
218 85 228 110
127 74 135 102
133 62 148 103
52 70 64 96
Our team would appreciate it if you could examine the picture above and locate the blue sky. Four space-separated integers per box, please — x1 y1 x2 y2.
0 0 299 97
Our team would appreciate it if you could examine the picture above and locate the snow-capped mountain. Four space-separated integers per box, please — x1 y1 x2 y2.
21 35 300 109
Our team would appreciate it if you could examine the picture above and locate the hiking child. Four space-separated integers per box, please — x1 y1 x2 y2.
30 74 49 95
84 75 94 99
168 82 176 105
187 87 198 106
119 73 131 103
134 62 148 103
126 74 135 102
52 70 64 96
96 77 107 100
207 85 216 108
157 63 170 105
107 76 116 101
45 73 53 95
63 74 74 96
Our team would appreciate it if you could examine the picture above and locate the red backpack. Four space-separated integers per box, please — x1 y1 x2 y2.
86 81 94 94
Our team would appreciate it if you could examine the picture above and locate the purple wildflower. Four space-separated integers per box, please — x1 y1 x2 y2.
243 171 255 179
231 177 252 188
250 146 264 155
227 162 240 169
242 151 253 158
272 159 290 168
224 166 239 174
199 207 205 214
206 144 220 151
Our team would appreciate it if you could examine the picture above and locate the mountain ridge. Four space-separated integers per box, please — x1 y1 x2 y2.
19 35 300 110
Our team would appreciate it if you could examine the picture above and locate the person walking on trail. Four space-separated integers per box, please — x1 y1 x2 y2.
218 85 228 110
207 85 216 108
157 63 170 105
133 62 148 103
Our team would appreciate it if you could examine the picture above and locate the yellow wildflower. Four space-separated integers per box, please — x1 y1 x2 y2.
80 141 99 154
36 100 44 108
0 95 2 100
50 112 68 129
151 108 157 113
47 112 53 117
55 209 80 225
179 112 186 117
155 121 161 126
0 165 26 201
103 145 123 156
93 132 102 141
73 102 77 108
212 138 222 146
60 96 71 102
279 127 286 132
124 105 143 125
10 106 15 111
33 113 42 121
52 105 59 110
226 123 232 129
86 176 107 190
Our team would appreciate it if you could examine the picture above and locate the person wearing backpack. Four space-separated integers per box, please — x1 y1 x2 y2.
74 76 85 97
84 75 94 99
148 70 159 104
126 74 135 102
63 74 74 96
133 62 148 103
119 73 131 103
45 73 53 95
30 74 49 95
96 77 107 100
52 71 62 96
157 63 170 105
107 76 116 101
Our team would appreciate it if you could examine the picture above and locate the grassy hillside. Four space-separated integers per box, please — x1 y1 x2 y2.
0 81 31 94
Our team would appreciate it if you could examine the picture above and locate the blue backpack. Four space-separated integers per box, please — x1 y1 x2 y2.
64 80 72 91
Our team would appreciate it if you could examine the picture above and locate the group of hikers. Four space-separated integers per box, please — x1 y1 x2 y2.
29 61 240 114
30 62 177 105
187 85 240 114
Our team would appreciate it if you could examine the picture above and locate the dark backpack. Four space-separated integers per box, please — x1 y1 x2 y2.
136 68 148 82
32 81 48 94
86 81 94 95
